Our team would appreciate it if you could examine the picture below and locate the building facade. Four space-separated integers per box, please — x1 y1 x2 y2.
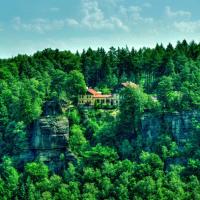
78 88 119 107
78 82 139 108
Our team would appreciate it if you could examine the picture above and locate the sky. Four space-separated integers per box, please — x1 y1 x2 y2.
0 0 200 58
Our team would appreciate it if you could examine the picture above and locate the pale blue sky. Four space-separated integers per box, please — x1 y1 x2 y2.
0 0 199 58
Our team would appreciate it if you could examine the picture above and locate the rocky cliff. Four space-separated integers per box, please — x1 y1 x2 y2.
15 101 200 171
141 111 200 148
14 100 74 171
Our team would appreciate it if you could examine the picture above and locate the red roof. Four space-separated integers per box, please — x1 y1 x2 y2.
87 88 112 98
88 88 98 95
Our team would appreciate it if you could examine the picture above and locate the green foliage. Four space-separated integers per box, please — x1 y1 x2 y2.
66 70 87 101
69 125 88 155
93 122 116 146
0 157 19 199
4 121 27 155
139 151 164 170
83 144 119 167
68 108 81 125
100 87 111 94
25 162 49 182
1 41 200 199
0 97 8 128
118 87 148 137
51 69 68 99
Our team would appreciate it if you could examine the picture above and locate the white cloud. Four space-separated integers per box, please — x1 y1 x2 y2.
12 17 78 33
130 6 143 21
12 0 154 34
97 0 123 7
111 17 129 31
12 17 21 30
80 0 128 31
165 6 191 18
81 0 113 29
174 20 200 33
120 5 154 24
66 18 79 26
101 0 118 6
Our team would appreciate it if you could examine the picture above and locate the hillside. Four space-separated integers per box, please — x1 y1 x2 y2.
1 41 200 199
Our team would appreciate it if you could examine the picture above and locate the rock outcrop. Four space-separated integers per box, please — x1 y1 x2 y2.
140 111 200 167
31 116 69 151
141 111 200 148
14 100 74 171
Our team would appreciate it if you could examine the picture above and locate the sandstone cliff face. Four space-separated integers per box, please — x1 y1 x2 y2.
31 116 69 151
16 100 200 170
140 111 200 167
15 100 74 171
141 111 200 147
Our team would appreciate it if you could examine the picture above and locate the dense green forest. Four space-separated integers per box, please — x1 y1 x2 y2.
1 40 200 199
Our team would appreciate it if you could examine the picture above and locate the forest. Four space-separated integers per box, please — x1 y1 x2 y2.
1 40 200 199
